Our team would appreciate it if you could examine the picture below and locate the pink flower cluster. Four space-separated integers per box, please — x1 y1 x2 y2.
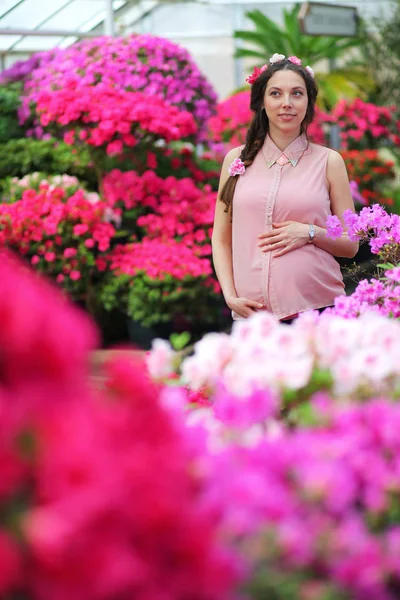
327 276 400 320
0 184 116 297
326 203 400 256
0 250 239 599
6 34 217 141
104 169 215 251
36 84 197 155
333 98 397 149
108 239 215 283
228 158 245 177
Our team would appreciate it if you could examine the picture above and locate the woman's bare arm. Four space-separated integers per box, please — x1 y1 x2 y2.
211 147 263 318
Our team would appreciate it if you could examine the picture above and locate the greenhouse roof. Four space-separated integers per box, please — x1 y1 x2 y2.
0 0 129 55
0 0 392 59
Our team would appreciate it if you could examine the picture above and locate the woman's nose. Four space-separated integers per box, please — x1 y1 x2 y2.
281 95 292 107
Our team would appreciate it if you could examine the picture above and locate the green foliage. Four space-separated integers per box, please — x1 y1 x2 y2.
0 83 26 143
358 1 400 105
244 563 347 600
0 137 97 190
100 272 219 329
234 4 373 109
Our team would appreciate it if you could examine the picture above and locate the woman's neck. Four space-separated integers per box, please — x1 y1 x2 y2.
268 128 302 151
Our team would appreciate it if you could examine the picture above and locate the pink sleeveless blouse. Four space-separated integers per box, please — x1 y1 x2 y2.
231 133 345 320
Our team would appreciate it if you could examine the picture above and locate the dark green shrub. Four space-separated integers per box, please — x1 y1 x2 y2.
0 83 26 142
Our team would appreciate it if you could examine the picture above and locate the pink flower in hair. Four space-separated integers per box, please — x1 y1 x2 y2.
246 64 268 85
228 158 246 177
288 56 302 66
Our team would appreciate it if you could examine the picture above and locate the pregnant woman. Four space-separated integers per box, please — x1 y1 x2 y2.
212 54 358 322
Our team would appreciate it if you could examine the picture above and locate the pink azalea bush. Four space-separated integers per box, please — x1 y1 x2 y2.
1 35 217 141
340 150 396 208
0 249 240 599
324 204 400 318
333 99 397 150
103 169 215 245
100 239 220 327
326 204 400 262
97 170 221 327
0 182 117 302
35 84 197 159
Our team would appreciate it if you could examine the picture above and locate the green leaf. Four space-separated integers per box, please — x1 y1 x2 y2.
170 331 191 351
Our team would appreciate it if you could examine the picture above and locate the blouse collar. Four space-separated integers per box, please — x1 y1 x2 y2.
262 133 310 168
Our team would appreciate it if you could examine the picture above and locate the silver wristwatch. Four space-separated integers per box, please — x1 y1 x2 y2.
308 224 315 243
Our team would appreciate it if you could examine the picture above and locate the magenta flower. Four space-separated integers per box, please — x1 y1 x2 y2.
326 215 344 239
288 56 302 66
245 64 268 84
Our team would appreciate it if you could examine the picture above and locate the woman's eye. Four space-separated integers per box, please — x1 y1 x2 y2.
271 91 280 96
293 91 303 96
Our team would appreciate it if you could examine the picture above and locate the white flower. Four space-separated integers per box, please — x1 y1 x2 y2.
181 332 232 390
102 206 121 227
306 66 314 78
269 53 286 64
146 338 174 379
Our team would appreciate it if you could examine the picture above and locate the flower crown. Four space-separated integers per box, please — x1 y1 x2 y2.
246 54 314 85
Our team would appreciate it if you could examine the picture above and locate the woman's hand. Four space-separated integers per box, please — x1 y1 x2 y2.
258 221 309 257
226 295 263 318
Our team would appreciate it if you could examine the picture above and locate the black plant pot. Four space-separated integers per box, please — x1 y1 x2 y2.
127 319 174 350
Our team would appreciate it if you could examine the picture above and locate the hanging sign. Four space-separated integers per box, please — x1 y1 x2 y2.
299 2 359 37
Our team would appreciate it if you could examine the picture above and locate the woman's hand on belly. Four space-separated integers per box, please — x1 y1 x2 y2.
226 295 264 318
257 221 309 257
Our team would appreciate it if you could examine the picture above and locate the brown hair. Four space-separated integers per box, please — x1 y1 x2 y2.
220 60 318 212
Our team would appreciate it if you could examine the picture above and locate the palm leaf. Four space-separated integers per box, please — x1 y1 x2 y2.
244 9 290 55
282 5 302 55
233 29 275 51
234 48 269 61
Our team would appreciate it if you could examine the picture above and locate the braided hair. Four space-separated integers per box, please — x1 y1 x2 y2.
219 60 318 212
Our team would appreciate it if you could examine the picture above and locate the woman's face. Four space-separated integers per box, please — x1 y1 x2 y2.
263 69 308 136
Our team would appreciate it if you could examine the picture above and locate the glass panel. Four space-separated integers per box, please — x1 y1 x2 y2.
43 0 106 31
0 0 24 19
58 35 78 48
11 35 66 51
0 0 67 28
0 34 20 50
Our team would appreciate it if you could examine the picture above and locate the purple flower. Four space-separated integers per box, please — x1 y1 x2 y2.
326 215 343 239
349 180 367 205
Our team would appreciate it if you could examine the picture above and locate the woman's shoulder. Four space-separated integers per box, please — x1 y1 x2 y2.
309 141 331 155
309 142 344 162
223 145 245 163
